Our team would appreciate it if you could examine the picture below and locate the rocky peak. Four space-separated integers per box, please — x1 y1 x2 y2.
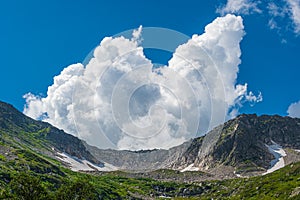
189 114 300 175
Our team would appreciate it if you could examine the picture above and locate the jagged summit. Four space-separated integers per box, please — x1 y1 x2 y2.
175 113 300 176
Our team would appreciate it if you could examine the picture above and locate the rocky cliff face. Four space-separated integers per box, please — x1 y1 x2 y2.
86 140 193 171
175 114 300 176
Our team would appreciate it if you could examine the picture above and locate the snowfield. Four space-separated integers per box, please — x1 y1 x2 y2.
262 141 287 175
56 152 118 172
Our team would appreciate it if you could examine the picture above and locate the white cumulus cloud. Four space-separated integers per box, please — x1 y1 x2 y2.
287 100 300 118
23 14 261 150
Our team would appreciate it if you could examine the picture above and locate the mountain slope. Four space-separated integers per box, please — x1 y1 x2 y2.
2 100 300 177
187 114 300 176
86 114 300 178
0 101 103 168
0 100 300 199
1 137 300 199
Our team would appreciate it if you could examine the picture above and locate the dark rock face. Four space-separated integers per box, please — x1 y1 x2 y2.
44 127 102 165
186 114 300 175
210 114 300 165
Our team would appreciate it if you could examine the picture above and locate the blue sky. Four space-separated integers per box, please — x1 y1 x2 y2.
0 0 299 117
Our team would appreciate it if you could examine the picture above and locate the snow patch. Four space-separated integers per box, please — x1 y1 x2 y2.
262 141 286 175
233 124 239 132
159 196 171 198
56 152 118 172
233 171 242 178
180 164 199 172
294 149 300 153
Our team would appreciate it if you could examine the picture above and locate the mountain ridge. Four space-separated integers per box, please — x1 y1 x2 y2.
1 100 300 199
85 113 300 177
1 100 300 177
0 101 103 166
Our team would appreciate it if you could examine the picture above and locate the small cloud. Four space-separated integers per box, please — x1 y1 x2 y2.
287 100 300 118
267 2 289 36
268 2 288 18
245 91 263 105
132 25 143 44
266 1 300 36
217 0 262 15
286 0 300 35
268 18 279 30
281 38 288 43
218 1 300 38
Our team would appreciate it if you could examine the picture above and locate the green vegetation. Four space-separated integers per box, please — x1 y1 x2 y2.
0 147 202 199
0 154 6 162
0 137 299 199
198 162 300 199
0 102 299 199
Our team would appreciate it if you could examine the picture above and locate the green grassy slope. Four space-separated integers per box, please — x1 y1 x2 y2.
0 135 299 199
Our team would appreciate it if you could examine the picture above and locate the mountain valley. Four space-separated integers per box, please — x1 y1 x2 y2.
0 100 300 199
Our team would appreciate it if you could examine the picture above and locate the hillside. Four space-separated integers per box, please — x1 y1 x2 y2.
0 100 300 199
0 101 105 167
0 140 300 199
